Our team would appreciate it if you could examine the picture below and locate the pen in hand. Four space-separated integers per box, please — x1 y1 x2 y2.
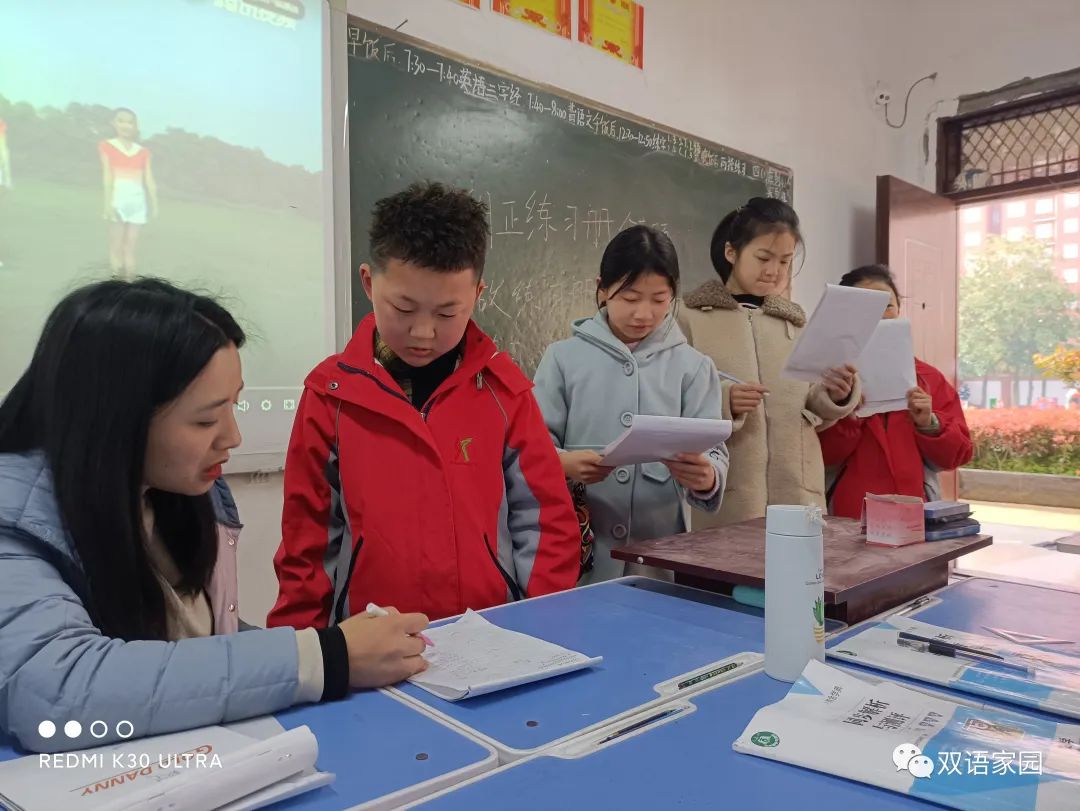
367 602 435 648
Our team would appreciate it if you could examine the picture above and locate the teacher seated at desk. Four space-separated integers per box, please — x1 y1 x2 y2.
0 279 429 753
819 265 973 519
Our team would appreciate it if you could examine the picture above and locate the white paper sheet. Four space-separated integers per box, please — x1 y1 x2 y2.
782 284 891 383
856 318 917 417
598 414 732 467
408 610 602 701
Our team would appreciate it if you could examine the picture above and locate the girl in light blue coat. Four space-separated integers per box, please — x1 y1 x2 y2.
533 225 729 584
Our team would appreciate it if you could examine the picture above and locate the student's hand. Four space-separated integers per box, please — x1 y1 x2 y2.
822 365 857 403
729 383 769 416
907 387 935 429
561 450 614 484
663 452 717 492
338 609 430 689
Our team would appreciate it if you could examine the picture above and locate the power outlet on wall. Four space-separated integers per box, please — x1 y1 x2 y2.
873 84 892 107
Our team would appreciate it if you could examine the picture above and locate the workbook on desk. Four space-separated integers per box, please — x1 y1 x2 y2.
0 721 331 811
734 659 1080 811
409 610 603 701
828 616 1080 720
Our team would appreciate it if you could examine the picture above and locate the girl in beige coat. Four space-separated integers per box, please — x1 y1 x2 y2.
680 198 860 527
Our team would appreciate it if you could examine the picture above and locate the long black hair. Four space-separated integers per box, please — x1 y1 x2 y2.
0 279 245 641
596 224 680 308
710 197 803 285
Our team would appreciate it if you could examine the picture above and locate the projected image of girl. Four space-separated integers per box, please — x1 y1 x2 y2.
99 107 158 277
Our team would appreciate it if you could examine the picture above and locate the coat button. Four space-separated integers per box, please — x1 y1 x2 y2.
615 468 631 483
328 381 339 391
620 412 633 427
228 603 237 613
612 524 628 539
622 362 634 376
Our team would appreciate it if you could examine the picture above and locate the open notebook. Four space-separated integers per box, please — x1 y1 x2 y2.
409 610 603 701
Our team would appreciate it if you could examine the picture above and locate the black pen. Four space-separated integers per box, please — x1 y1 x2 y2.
898 631 1004 660
897 635 1031 675
596 706 685 745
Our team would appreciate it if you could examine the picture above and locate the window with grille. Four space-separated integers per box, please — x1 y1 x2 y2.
938 89 1080 200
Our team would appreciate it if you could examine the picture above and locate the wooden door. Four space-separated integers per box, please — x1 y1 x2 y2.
876 176 959 499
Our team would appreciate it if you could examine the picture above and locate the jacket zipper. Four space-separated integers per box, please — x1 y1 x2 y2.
747 308 767 419
333 536 364 624
482 533 523 601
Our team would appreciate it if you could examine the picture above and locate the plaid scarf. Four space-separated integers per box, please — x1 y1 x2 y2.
374 331 460 409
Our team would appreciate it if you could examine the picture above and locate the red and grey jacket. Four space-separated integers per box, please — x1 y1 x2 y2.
820 358 973 519
266 315 580 627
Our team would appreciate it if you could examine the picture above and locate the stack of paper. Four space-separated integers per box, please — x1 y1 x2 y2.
782 284 891 383
0 722 331 811
599 414 732 467
856 319 917 417
409 610 603 701
829 617 1080 720
734 659 1080 810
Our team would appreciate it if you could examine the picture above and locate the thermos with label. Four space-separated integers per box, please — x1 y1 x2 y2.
764 504 826 682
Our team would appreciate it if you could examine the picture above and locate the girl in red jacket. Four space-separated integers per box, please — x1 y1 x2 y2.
819 265 973 519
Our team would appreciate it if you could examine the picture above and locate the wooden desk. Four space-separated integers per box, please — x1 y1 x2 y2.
611 517 992 624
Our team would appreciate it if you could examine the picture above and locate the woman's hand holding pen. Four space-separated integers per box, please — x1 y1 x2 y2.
339 607 430 689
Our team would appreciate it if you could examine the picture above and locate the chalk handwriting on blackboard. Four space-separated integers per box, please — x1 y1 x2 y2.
473 189 669 250
347 24 793 202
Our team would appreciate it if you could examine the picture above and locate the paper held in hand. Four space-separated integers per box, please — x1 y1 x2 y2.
408 610 603 702
599 414 732 467
856 318 917 417
782 284 891 383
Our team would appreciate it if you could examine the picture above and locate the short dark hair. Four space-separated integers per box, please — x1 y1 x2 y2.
710 197 803 285
597 225 680 307
369 182 489 278
0 278 243 641
840 263 901 303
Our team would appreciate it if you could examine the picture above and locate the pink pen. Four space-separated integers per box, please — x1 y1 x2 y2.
366 602 435 647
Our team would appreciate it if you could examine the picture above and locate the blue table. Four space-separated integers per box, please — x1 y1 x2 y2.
391 578 779 762
270 689 495 809
903 577 1080 647
826 577 1079 724
0 690 496 811
413 670 929 810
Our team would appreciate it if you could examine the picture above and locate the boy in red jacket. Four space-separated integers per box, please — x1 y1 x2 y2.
268 182 580 626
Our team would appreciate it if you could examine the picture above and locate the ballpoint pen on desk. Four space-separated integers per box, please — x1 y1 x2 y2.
596 706 686 746
896 635 1031 675
366 602 435 648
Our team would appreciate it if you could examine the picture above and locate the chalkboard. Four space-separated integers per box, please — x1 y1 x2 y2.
347 18 793 374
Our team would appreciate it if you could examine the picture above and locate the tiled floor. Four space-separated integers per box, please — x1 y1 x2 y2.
954 501 1080 589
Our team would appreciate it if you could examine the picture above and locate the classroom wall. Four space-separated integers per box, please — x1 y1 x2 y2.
231 0 1080 623
870 0 1080 190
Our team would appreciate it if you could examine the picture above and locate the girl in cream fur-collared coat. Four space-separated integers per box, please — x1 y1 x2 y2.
680 198 861 528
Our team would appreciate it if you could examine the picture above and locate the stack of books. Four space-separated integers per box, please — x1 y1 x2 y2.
923 500 980 541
